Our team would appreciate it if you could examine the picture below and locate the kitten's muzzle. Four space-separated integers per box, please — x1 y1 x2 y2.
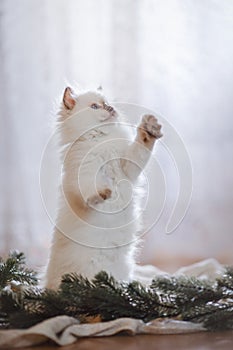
103 102 117 116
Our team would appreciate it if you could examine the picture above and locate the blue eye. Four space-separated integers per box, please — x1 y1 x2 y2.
91 103 99 109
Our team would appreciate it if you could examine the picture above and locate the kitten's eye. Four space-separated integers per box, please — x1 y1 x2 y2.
91 103 100 109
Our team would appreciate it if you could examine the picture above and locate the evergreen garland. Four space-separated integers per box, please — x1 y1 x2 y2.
0 251 37 289
0 251 233 331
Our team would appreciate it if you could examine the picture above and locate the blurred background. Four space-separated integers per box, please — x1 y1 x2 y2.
0 0 233 271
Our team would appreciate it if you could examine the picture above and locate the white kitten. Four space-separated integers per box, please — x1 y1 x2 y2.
44 86 162 289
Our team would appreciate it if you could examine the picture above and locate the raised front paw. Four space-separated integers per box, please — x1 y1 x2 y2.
140 114 163 139
87 188 112 208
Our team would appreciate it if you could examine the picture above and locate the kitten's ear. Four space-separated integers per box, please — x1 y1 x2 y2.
97 85 103 91
63 87 76 110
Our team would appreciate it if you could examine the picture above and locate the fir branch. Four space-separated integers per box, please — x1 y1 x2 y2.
60 271 135 320
182 299 233 330
0 251 37 289
1 252 233 332
217 266 233 297
151 275 223 309
125 280 161 320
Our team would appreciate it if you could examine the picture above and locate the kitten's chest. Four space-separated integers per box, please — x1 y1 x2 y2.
85 146 125 183
80 141 131 202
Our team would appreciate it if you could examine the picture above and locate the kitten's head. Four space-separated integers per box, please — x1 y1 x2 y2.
57 86 120 145
60 86 118 123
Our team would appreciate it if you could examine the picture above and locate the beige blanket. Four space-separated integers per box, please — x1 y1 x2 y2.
0 316 206 348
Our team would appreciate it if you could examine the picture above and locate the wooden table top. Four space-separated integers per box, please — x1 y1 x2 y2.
19 331 233 350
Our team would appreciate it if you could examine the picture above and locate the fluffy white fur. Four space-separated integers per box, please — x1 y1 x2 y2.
44 87 162 289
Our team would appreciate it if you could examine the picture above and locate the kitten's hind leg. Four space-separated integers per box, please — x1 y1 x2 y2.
122 114 162 181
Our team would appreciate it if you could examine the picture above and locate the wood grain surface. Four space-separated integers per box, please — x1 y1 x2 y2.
18 331 233 350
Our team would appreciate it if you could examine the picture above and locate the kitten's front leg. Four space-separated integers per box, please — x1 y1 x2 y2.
122 114 162 181
87 188 112 208
137 114 163 148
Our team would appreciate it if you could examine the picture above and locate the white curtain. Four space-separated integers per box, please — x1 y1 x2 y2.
1 0 233 270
